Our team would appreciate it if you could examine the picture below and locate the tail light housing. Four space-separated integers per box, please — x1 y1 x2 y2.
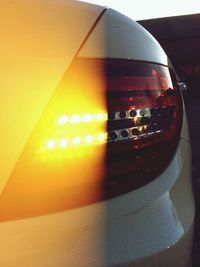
0 58 182 221
104 59 182 198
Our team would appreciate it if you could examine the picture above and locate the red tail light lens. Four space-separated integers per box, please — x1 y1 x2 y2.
103 59 182 197
0 58 182 221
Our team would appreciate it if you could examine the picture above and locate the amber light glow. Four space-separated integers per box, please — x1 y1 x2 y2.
0 58 107 221
58 113 107 125
43 112 107 152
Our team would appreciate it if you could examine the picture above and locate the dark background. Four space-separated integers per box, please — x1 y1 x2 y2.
138 14 200 266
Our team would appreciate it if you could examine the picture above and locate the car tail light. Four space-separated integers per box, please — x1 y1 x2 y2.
103 59 182 198
0 58 182 221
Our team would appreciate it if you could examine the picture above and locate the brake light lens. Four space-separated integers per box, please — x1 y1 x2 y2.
0 58 182 221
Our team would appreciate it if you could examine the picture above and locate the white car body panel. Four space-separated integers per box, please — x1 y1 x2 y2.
79 8 168 65
0 140 194 267
0 0 104 194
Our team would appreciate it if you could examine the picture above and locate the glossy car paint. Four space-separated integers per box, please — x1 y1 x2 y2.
0 1 195 266
0 0 104 194
79 8 168 64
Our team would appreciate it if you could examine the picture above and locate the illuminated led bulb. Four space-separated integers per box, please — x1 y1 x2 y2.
98 133 107 143
82 114 93 122
47 140 56 149
58 115 68 125
95 113 105 121
85 135 93 143
60 138 68 148
70 114 81 124
73 136 81 145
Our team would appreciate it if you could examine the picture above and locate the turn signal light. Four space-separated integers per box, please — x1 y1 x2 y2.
0 58 182 221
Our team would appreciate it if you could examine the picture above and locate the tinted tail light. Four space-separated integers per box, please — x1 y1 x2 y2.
0 58 182 221
103 59 182 198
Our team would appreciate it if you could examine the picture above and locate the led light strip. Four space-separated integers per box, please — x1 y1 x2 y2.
57 108 152 125
46 124 163 150
45 106 170 150
46 128 164 151
46 133 107 149
58 113 107 125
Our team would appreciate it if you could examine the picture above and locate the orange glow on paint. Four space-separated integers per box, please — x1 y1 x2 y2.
0 3 107 267
0 58 107 222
